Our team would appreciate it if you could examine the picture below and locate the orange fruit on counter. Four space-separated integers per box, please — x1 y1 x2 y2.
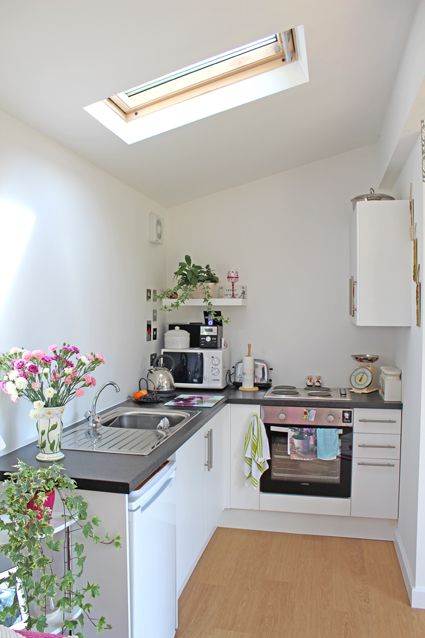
133 389 148 400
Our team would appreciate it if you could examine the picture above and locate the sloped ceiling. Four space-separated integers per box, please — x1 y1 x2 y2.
0 0 419 206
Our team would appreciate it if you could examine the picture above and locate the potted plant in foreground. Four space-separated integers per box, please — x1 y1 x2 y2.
0 461 121 636
158 255 225 319
0 343 105 461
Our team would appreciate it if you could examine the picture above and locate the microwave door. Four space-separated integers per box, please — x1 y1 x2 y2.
187 353 203 384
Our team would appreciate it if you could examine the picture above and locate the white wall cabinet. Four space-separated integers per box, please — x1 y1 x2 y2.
176 408 227 595
349 200 411 326
351 409 402 519
229 404 260 510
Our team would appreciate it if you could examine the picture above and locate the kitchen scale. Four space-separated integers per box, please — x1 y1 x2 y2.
350 354 379 393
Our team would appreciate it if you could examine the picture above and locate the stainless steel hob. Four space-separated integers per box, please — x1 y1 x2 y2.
264 385 349 400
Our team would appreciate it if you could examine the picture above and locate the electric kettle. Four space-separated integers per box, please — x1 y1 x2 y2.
147 355 175 393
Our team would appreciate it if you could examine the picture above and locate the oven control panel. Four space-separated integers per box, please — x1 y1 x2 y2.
261 405 353 427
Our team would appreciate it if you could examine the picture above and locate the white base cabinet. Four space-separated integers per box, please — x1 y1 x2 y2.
229 404 261 510
351 409 401 519
176 407 227 595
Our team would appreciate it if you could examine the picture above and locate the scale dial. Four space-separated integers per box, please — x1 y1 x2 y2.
350 366 373 390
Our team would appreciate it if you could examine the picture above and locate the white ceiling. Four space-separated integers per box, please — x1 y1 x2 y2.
0 0 419 207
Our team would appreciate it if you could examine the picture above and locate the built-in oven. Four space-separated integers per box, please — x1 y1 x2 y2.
260 405 353 498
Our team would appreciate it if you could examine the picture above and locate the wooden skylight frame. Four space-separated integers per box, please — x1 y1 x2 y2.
106 29 297 121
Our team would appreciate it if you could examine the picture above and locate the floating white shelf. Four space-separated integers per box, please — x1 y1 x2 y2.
162 298 247 308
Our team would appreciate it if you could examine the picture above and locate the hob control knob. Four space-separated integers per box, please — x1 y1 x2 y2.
211 367 220 377
278 413 286 421
211 356 220 365
327 414 335 423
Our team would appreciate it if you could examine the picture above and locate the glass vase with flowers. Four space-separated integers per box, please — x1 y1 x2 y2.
0 343 105 461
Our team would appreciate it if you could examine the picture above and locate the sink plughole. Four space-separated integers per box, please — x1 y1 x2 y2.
61 407 199 456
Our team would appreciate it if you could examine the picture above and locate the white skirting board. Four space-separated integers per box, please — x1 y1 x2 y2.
394 529 425 609
219 508 396 540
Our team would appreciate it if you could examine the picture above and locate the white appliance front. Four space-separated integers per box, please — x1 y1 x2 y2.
128 462 176 638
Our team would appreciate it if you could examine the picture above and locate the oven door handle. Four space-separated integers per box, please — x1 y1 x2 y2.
270 426 344 434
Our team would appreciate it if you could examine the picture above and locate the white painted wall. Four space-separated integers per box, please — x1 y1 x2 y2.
0 108 165 454
391 136 423 597
165 144 399 386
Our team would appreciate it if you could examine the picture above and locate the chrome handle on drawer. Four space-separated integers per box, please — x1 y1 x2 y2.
357 462 396 467
358 419 397 424
358 444 397 449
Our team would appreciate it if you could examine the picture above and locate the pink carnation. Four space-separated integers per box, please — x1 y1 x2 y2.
31 382 41 390
83 375 96 387
95 353 105 363
87 354 94 361
13 359 26 370
27 363 39 374
31 350 44 360
22 351 32 362
75 388 84 397
64 377 72 385
48 344 58 352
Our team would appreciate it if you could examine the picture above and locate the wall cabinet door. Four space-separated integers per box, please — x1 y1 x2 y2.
351 458 400 519
350 200 411 326
230 404 260 510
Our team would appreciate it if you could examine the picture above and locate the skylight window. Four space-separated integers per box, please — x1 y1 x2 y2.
85 25 309 143
107 30 296 121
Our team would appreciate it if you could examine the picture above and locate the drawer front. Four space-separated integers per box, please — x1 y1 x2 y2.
354 409 401 434
351 458 400 519
353 433 400 459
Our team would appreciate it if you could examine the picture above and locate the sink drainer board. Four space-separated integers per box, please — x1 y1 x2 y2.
62 424 169 455
62 408 198 456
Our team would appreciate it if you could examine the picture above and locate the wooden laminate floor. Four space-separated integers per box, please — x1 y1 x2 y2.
177 527 425 638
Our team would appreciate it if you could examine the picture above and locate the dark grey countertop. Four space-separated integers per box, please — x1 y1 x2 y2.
0 388 402 494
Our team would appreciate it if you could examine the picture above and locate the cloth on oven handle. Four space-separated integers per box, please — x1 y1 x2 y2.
243 413 270 488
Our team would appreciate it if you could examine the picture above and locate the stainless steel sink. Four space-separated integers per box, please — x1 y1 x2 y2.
61 407 198 456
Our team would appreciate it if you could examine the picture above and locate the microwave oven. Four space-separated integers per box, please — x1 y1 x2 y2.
161 346 230 389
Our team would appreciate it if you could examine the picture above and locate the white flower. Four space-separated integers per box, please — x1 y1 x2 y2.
79 356 89 365
15 377 28 390
64 367 73 375
45 387 56 398
5 381 17 396
43 368 50 376
33 400 45 410
8 370 18 381
29 408 40 420
9 347 23 354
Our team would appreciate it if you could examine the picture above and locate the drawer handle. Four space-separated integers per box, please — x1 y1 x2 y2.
358 419 397 424
358 444 397 449
357 462 396 467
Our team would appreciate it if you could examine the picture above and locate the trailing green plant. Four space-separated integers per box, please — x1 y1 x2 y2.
158 255 228 322
0 460 121 637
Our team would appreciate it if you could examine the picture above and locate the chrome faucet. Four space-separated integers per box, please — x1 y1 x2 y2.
85 381 120 436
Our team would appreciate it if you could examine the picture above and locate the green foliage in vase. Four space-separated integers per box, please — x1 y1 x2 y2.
0 461 121 637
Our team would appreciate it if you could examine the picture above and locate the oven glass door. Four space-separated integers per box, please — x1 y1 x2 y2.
162 351 204 384
260 425 352 497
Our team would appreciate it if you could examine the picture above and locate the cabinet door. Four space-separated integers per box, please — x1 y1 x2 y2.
230 405 260 510
175 426 206 594
353 200 411 326
351 458 400 519
204 409 227 540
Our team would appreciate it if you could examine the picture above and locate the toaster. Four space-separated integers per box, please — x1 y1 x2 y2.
233 359 272 388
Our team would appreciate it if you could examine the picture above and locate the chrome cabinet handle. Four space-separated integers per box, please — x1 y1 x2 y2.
357 461 396 467
209 429 213 471
204 429 213 471
349 277 355 317
358 444 396 449
358 419 397 424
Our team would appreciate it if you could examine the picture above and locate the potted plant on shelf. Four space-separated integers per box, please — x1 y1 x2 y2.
0 343 105 462
158 255 222 317
0 460 121 637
